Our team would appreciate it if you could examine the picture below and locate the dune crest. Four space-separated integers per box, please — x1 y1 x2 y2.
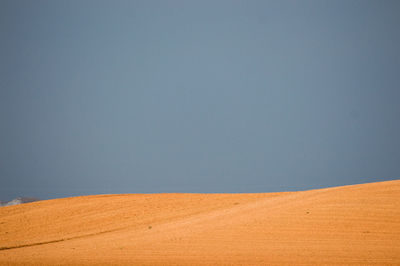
1 180 400 265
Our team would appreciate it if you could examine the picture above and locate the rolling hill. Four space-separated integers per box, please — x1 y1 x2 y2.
1 180 399 265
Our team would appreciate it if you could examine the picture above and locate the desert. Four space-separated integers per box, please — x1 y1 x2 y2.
0 179 399 265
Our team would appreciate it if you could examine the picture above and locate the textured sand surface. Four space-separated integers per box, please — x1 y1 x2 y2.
0 180 399 265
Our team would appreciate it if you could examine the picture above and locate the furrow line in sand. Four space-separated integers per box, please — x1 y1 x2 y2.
0 227 126 251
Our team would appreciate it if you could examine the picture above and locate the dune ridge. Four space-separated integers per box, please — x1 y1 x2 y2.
1 180 399 265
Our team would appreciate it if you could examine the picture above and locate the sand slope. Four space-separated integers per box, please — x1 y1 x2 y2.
1 180 399 265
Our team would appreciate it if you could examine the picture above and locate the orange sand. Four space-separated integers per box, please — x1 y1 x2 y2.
1 180 399 265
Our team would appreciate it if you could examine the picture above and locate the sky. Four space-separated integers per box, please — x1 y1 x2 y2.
1 0 400 201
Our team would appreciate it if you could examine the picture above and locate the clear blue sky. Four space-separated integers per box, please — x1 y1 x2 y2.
1 0 399 201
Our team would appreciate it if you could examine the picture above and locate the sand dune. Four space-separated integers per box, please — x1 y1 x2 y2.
1 180 399 265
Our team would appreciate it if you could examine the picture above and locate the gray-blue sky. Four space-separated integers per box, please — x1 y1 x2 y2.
1 0 399 201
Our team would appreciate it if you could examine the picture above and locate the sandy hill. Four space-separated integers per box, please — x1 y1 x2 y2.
0 180 399 265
